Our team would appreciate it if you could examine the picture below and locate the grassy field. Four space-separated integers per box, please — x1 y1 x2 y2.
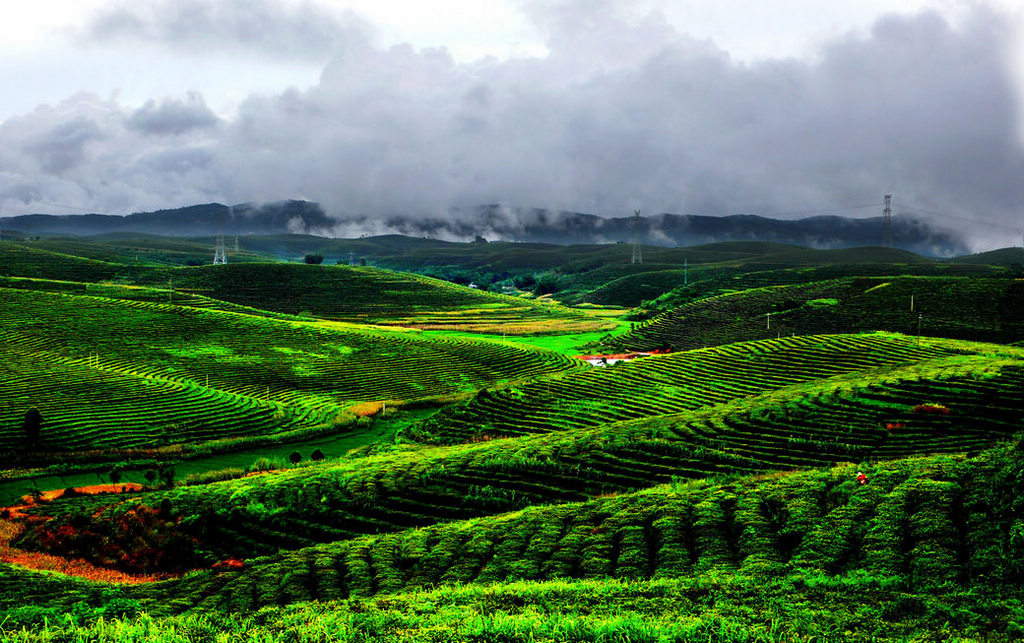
2 236 1022 641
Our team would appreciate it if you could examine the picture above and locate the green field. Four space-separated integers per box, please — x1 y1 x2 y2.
1 236 1023 641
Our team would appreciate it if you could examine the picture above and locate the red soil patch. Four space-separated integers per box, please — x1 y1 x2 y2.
23 482 145 504
0 482 175 584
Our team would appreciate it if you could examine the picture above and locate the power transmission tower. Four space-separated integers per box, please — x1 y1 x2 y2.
631 210 643 265
882 194 893 248
213 206 228 265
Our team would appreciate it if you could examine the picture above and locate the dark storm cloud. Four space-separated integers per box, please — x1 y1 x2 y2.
126 93 220 135
81 0 373 60
2 4 1022 250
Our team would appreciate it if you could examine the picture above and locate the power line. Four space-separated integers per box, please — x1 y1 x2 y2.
746 203 879 217
899 203 1021 232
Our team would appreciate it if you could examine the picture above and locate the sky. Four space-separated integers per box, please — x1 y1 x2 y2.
0 0 1023 249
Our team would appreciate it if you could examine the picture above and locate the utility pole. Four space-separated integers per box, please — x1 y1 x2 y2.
213 206 228 265
168 278 173 304
684 257 688 285
349 251 355 266
882 194 893 248
917 313 922 345
766 312 771 330
910 293 914 312
631 210 643 265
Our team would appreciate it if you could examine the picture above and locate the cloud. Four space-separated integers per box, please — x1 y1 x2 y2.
2 3 1023 250
80 0 375 61
126 93 220 135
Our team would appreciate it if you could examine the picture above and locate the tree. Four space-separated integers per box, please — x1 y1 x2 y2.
109 468 123 487
144 469 157 486
22 408 41 449
304 254 324 264
289 451 302 465
534 270 564 295
158 467 176 489
310 449 325 461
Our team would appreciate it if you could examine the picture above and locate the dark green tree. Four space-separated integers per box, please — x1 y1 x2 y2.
158 467 176 489
304 254 324 264
310 449 325 461
22 408 41 449
289 451 302 464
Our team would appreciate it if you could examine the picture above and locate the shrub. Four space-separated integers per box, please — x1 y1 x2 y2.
184 467 247 486
289 451 302 464
249 457 280 473
304 254 325 265
912 404 950 415
310 449 325 461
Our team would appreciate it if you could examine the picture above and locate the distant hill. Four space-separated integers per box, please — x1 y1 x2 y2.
952 246 1024 266
0 201 333 237
0 201 968 256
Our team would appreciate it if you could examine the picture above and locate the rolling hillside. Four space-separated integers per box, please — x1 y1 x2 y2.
0 288 579 456
0 242 613 334
609 275 1024 351
416 333 968 444
2 237 1023 642
5 440 1023 640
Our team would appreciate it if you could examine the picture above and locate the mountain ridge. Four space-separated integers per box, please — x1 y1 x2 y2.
0 200 968 256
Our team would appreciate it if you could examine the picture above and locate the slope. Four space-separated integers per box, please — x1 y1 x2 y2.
0 288 579 456
610 275 1024 351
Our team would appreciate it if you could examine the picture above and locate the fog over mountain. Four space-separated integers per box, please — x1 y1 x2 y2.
0 1 1022 251
0 200 970 257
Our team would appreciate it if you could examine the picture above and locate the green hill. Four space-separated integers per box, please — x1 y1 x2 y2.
3 238 1023 641
6 440 1023 640
16 334 1019 566
576 262 1003 308
416 333 971 444
610 276 1024 351
952 246 1024 266
0 288 579 458
0 242 138 282
1 242 614 334
132 263 612 334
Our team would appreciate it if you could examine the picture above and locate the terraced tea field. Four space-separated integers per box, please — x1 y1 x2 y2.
17 334 1020 567
9 442 1022 640
0 288 579 455
133 263 612 334
166 445 1022 613
611 275 1024 351
2 236 1023 642
1 242 613 334
418 333 966 443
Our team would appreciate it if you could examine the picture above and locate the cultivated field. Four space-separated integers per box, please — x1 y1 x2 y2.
1 235 1022 641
